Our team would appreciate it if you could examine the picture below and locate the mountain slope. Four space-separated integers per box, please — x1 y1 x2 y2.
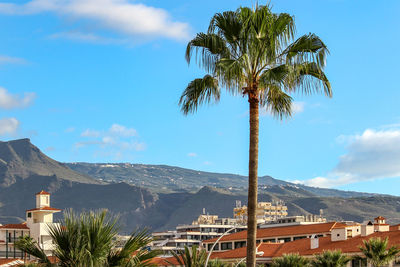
66 162 377 198
0 138 399 233
0 139 98 187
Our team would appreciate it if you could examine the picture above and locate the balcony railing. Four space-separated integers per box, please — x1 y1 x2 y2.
0 250 24 258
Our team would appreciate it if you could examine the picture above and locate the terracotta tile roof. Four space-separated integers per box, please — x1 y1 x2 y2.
0 223 29 230
203 222 342 243
36 190 50 195
211 230 400 260
375 216 386 220
210 243 282 260
48 256 59 264
0 258 24 266
26 206 61 212
390 224 400 231
151 256 180 266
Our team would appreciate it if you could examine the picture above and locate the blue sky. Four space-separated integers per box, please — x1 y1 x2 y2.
0 0 399 195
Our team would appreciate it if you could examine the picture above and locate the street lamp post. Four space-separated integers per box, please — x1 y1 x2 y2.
204 226 237 267
234 243 264 267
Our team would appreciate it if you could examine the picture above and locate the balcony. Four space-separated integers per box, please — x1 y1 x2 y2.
0 250 24 258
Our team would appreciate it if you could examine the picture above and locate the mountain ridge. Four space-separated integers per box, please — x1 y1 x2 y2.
65 162 378 198
0 138 399 232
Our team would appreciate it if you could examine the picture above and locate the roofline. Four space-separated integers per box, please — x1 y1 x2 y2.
26 208 61 212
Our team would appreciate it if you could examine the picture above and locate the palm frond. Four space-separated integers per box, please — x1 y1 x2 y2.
185 33 231 72
311 250 350 267
360 237 400 267
15 236 52 266
272 253 309 267
282 33 329 68
107 229 160 267
171 246 207 267
179 75 220 115
260 86 293 120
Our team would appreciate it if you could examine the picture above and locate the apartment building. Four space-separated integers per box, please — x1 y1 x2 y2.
151 212 246 252
233 200 288 224
0 190 61 259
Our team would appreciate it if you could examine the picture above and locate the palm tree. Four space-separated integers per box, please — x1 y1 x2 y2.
311 250 349 267
171 246 207 267
272 253 309 267
17 210 160 267
359 237 400 267
179 4 331 267
15 236 54 267
106 229 160 267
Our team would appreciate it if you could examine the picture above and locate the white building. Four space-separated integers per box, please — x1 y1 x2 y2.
152 213 246 253
0 190 61 259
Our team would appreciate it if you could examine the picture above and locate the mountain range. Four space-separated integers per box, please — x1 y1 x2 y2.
0 138 399 233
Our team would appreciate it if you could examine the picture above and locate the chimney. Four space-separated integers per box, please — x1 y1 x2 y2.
311 234 319 249
361 222 374 237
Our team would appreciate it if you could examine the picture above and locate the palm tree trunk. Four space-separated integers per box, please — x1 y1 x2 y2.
246 95 259 267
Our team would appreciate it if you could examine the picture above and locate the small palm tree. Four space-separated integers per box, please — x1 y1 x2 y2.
272 253 309 267
311 250 349 267
171 246 207 267
180 5 331 267
17 209 159 267
106 229 160 267
359 237 400 267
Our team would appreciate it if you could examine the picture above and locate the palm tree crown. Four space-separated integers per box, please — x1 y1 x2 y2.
311 250 350 267
359 237 400 267
180 4 331 116
272 253 309 267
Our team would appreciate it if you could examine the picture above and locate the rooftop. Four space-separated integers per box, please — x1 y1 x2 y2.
203 222 345 243
0 223 29 230
210 229 400 260
36 190 50 195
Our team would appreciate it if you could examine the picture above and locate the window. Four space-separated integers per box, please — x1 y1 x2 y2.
221 242 232 250
263 238 275 243
234 241 246 249
27 212 31 218
278 237 291 243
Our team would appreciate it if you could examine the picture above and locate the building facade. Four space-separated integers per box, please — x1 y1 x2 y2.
151 213 246 253
233 200 288 224
0 190 61 259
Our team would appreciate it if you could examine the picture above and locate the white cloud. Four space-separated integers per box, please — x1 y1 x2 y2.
187 152 197 157
299 128 400 188
81 129 100 137
65 127 75 133
0 55 26 65
109 124 136 137
0 87 36 109
0 117 19 135
0 0 190 41
49 31 126 44
291 102 305 114
76 123 145 159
